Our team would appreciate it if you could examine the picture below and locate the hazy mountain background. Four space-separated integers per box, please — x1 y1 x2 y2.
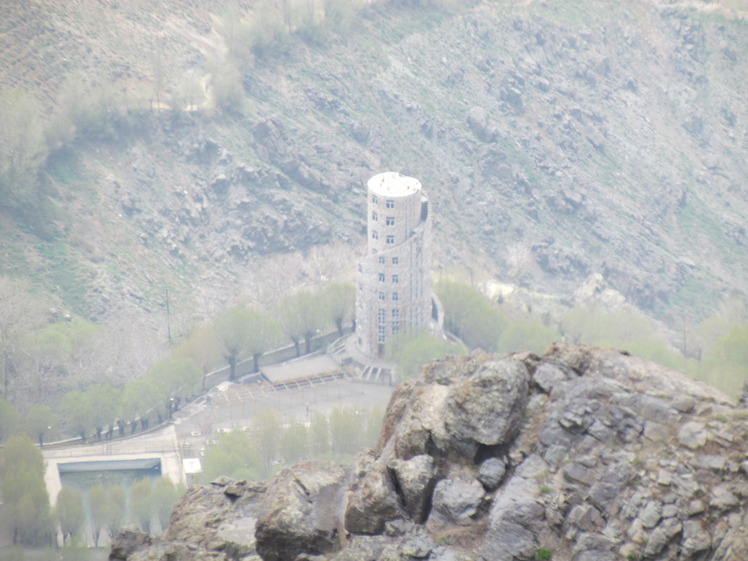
1 0 747 379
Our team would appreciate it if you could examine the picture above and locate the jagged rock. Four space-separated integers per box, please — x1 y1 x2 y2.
678 420 708 449
444 357 529 446
428 476 485 527
344 451 403 535
387 455 436 522
109 529 153 561
390 381 463 460
477 457 506 490
480 474 544 561
113 346 748 561
466 106 499 142
255 462 345 561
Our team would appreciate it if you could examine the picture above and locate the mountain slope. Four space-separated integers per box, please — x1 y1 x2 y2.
1 0 746 332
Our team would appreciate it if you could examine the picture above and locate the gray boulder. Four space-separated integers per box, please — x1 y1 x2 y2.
429 476 485 527
344 451 403 535
477 457 507 490
480 468 545 561
255 462 345 561
387 455 437 522
444 358 530 446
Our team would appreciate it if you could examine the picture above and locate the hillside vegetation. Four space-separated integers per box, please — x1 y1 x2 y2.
0 0 747 397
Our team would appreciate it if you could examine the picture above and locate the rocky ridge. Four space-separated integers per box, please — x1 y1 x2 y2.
111 345 748 561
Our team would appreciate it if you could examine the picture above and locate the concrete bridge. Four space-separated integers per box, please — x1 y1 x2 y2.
43 424 184 506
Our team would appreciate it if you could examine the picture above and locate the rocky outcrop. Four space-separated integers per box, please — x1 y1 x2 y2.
111 345 748 561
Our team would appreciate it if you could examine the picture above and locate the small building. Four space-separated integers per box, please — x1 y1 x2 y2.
355 172 436 358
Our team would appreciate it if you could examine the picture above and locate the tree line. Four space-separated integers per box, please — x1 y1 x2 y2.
0 278 354 446
435 280 748 396
199 405 383 483
0 434 183 548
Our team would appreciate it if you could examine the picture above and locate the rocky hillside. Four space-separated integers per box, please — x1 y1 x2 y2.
111 344 748 561
1 0 747 331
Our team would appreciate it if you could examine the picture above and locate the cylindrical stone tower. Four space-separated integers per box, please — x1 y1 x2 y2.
355 172 432 358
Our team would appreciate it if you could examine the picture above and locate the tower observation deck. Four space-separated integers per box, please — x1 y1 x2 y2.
355 172 433 358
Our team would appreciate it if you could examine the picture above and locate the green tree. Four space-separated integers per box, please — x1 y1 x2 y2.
202 429 263 481
364 406 385 449
129 479 153 534
309 412 330 458
700 322 748 395
57 74 133 141
26 323 71 399
120 376 161 432
175 322 221 390
279 422 309 465
247 0 291 59
149 356 202 418
55 487 85 545
87 384 121 440
322 283 355 336
0 436 53 546
329 406 361 455
436 280 506 351
277 291 328 356
387 331 462 380
0 89 49 211
0 396 20 443
152 477 184 533
0 276 45 399
214 307 279 379
496 315 560 355
254 408 282 474
324 0 365 31
25 404 57 447
87 483 107 547
103 484 127 539
59 391 92 441
210 58 249 115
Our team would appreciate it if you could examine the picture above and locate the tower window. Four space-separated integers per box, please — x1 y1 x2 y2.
392 309 400 320
386 235 395 245
392 322 400 334
378 256 385 264
378 273 385 282
386 200 395 209
372 195 378 204
379 291 386 301
378 325 386 342
372 231 379 240
392 274 399 284
372 211 378 221
386 216 395 226
378 308 386 324
392 257 399 265
392 292 399 301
